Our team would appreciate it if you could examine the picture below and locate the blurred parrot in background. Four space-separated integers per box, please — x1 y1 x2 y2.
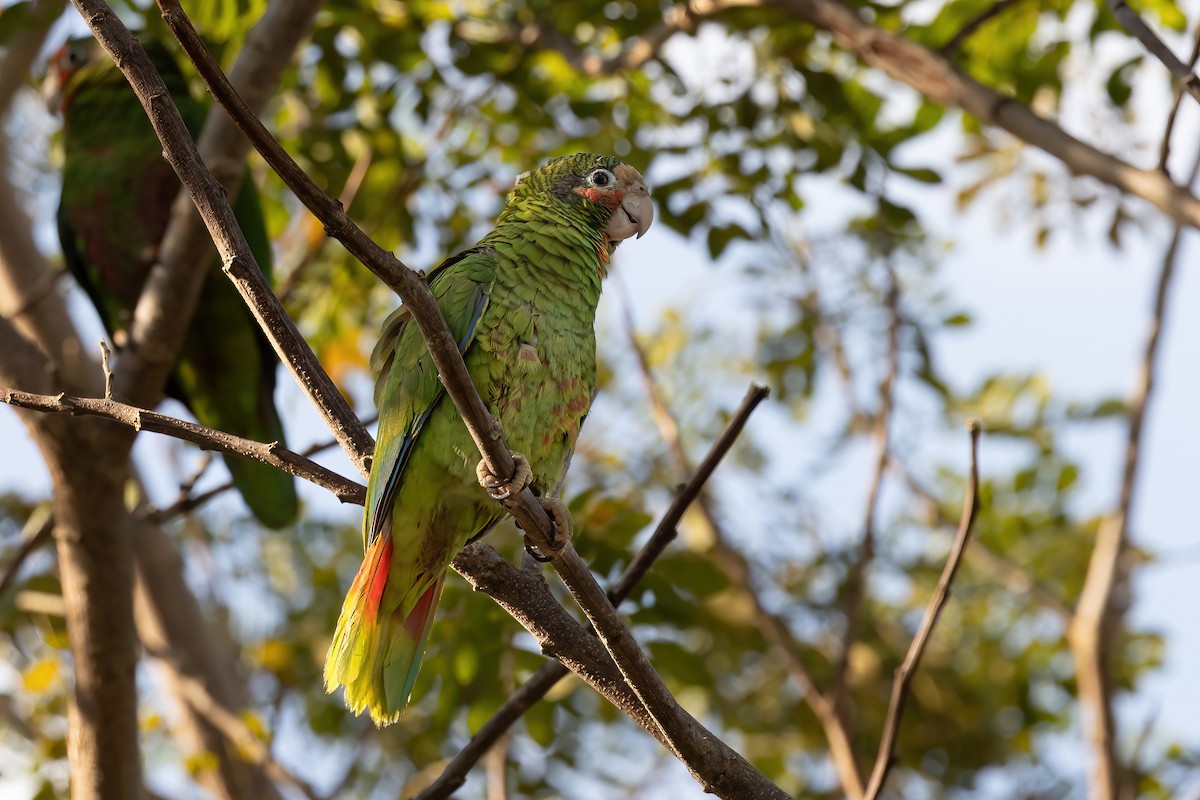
46 36 298 529
324 153 653 725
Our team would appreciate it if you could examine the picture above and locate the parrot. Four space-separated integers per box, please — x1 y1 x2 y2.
324 153 653 725
46 36 298 529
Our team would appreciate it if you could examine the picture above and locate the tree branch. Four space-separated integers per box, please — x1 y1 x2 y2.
0 386 364 505
1066 140 1200 800
451 542 790 800
861 420 982 800
613 283 868 798
764 0 1200 231
835 267 900 710
416 384 768 800
1107 0 1200 108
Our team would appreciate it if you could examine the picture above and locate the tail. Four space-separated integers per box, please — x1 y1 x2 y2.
323 534 445 726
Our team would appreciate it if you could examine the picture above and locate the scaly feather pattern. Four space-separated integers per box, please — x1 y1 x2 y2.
325 154 653 725
49 37 298 528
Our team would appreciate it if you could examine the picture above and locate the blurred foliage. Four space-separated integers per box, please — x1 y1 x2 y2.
1 0 1197 797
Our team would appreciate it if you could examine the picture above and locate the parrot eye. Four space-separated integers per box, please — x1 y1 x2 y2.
586 168 615 188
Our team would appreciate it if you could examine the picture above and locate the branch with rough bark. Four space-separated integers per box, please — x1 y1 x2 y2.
862 421 981 800
0 386 365 504
613 284 869 797
416 384 769 800
1066 138 1200 800
1107 0 1200 108
451 541 790 800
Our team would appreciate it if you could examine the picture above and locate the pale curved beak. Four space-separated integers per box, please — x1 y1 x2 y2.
605 181 653 242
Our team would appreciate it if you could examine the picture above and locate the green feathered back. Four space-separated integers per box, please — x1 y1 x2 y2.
54 36 298 528
326 154 651 724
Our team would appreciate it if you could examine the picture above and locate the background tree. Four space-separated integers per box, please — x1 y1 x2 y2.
1 0 1198 798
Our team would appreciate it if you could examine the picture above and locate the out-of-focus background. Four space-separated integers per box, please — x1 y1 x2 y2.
2 0 1199 798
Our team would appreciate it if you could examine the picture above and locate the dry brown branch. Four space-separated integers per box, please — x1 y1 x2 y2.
1108 0 1200 108
765 0 1200 231
614 285 868 797
894 458 1071 617
415 384 768 800
113 0 327 416
0 386 365 504
1157 23 1200 174
862 420 982 800
835 267 900 710
1067 144 1200 800
452 541 790 800
939 0 1021 57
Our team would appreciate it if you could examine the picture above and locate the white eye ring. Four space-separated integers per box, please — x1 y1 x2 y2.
587 168 616 188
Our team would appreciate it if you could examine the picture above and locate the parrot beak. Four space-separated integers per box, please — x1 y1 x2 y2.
605 167 654 242
42 66 65 115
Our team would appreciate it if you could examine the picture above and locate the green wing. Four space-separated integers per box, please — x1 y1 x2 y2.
364 248 496 548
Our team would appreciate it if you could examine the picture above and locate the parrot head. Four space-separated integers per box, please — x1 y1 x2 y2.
43 36 184 117
502 153 653 251
42 37 102 115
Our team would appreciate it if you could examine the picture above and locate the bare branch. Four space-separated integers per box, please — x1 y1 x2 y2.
894 458 1071 617
452 542 791 800
614 284 867 797
836 267 900 706
862 420 982 800
1067 142 1200 800
66 0 373 477
939 0 1021 57
765 0 1200 231
416 384 768 800
0 386 365 504
0 506 54 600
1108 0 1200 108
1157 23 1200 174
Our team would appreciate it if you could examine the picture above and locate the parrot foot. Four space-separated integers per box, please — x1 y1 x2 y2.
523 498 573 562
476 452 533 501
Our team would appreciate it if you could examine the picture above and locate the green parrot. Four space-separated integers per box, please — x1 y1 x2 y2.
324 153 653 725
47 37 298 529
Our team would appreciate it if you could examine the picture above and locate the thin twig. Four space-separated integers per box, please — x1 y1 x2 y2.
165 667 321 800
415 385 769 800
1108 0 1200 108
614 283 867 798
861 420 982 800
892 457 1070 617
0 506 54 599
939 0 1021 57
1068 139 1200 800
0 386 364 504
1157 22 1200 174
836 267 901 702
99 340 113 400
